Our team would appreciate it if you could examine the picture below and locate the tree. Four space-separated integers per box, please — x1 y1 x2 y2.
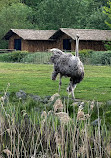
0 3 36 48
35 0 89 30
23 0 44 8
0 0 20 10
86 8 108 29
34 0 109 30
103 1 111 28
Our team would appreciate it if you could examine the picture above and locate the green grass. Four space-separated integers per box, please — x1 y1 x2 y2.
0 62 111 102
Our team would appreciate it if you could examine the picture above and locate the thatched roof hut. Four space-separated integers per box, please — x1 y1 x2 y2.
4 29 56 40
50 28 111 41
3 28 111 52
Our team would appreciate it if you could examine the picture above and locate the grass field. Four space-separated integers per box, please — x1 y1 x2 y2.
0 62 111 102
0 62 111 157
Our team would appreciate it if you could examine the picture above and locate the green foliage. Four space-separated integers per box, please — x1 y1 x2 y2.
0 51 29 62
0 3 33 28
79 49 93 63
86 8 108 29
21 52 52 64
35 0 108 30
103 1 111 28
36 0 81 29
91 51 111 65
0 3 35 48
104 41 111 50
1 50 111 66
24 0 44 8
0 0 20 10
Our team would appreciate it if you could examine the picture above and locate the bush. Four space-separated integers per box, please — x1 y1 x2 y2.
21 52 52 64
91 51 111 65
0 51 29 62
104 41 111 50
79 49 93 64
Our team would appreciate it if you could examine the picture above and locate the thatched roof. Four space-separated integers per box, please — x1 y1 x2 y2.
4 29 56 40
3 28 111 41
50 28 111 41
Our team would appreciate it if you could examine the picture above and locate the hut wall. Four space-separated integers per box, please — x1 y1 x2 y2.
8 34 29 51
55 33 106 51
27 40 56 52
8 34 18 49
55 33 71 50
8 33 106 52
76 40 105 51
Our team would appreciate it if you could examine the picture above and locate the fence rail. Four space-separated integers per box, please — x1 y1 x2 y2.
0 49 16 53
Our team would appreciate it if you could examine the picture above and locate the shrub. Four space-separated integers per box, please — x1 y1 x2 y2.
104 41 111 50
78 49 93 64
21 52 52 64
91 51 111 65
10 51 29 62
0 51 29 62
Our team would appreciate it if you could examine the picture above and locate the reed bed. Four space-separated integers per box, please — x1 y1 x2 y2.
0 90 110 158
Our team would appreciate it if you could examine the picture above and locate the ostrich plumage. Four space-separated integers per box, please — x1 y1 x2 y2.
50 36 84 100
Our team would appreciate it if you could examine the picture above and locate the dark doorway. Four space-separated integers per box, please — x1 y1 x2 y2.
63 39 71 51
14 39 21 50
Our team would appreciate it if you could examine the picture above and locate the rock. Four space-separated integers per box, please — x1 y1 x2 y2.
29 94 41 102
42 96 51 104
16 90 27 100
42 98 48 103
55 112 71 124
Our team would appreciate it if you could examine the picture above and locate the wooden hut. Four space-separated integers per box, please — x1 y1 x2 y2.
3 28 111 52
3 29 56 52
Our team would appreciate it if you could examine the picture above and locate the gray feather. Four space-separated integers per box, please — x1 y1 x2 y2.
50 45 84 100
50 48 84 83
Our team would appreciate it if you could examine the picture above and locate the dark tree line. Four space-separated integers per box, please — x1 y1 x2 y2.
0 0 111 48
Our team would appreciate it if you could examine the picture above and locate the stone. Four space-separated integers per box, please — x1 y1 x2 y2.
16 90 27 100
42 96 50 104
29 94 41 102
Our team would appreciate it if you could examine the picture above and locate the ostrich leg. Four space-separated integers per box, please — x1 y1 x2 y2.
58 74 62 93
71 84 76 100
67 79 77 100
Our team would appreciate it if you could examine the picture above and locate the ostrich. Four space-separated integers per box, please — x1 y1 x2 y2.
50 35 84 100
